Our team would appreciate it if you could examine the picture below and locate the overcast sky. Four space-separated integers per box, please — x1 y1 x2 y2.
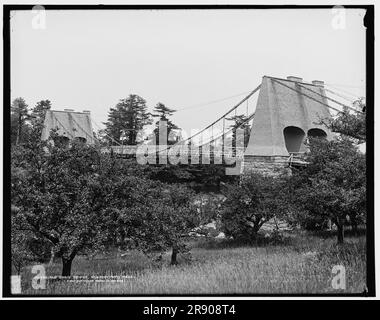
11 8 366 136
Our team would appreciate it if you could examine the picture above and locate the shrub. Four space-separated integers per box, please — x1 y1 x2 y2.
291 137 366 244
220 173 287 242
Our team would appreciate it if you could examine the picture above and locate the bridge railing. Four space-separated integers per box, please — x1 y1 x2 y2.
101 145 138 155
101 145 246 159
288 151 308 166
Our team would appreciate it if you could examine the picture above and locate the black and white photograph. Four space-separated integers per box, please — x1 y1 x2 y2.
2 3 375 302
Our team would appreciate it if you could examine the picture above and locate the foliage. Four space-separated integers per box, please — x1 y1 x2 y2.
11 97 30 145
10 98 53 146
11 215 37 275
11 133 122 275
11 128 208 273
104 94 152 145
291 137 366 243
193 193 224 225
323 98 366 142
30 100 52 135
144 163 238 192
220 173 287 241
120 183 200 264
225 114 251 148
152 102 180 145
291 98 366 237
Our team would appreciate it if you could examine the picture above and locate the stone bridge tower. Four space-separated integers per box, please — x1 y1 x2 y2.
41 109 96 145
243 75 333 175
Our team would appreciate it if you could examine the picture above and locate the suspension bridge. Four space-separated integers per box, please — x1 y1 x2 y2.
41 75 365 174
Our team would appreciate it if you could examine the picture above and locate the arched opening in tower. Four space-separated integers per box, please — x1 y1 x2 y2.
74 137 87 144
307 128 327 139
283 126 305 153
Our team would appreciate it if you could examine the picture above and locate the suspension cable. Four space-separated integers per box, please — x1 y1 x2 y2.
158 84 261 153
70 115 97 142
91 117 123 146
52 114 75 139
325 84 363 100
270 79 357 115
296 83 363 114
198 111 255 148
176 90 252 112
324 87 356 103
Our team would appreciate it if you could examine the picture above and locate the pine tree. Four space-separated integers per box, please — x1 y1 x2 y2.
152 102 179 145
104 94 152 145
30 100 52 135
31 100 51 122
11 97 30 145
225 114 251 149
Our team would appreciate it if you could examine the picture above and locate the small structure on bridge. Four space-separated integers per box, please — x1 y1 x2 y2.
243 76 333 175
41 109 95 144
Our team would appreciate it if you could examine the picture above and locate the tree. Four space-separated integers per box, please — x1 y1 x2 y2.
30 100 51 132
303 97 367 237
323 97 366 142
292 137 366 244
225 114 251 149
144 163 238 192
152 103 179 145
11 97 30 145
11 130 204 273
104 94 152 145
119 183 199 265
220 172 286 242
11 213 36 275
11 135 121 276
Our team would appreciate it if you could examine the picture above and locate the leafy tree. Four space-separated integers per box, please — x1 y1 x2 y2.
11 213 36 275
11 97 30 145
120 183 199 265
300 97 367 236
152 103 179 145
323 97 366 142
193 193 225 235
11 135 121 276
104 94 152 145
220 172 286 241
146 164 193 184
144 163 238 192
11 131 205 273
292 137 366 244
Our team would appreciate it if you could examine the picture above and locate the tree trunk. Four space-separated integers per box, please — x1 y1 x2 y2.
337 223 344 245
61 249 77 276
171 246 178 265
61 257 73 276
62 257 73 277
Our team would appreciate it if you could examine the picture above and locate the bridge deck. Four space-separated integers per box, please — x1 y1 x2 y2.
101 146 308 166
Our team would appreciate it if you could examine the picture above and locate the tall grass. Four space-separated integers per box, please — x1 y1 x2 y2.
20 233 366 295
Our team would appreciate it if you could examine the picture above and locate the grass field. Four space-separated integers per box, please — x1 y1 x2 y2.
19 231 366 295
